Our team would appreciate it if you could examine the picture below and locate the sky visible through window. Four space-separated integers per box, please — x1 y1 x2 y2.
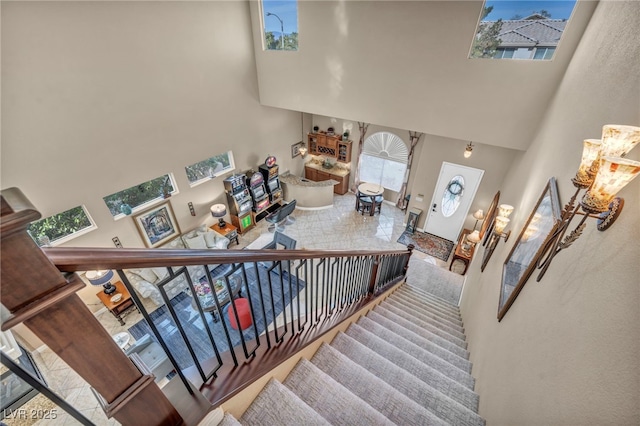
483 0 576 21
262 0 298 50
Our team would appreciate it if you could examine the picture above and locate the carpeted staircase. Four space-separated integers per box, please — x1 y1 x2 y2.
218 282 484 425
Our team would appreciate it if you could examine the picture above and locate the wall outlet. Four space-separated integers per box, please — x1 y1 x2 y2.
188 202 196 216
415 194 424 202
112 237 123 248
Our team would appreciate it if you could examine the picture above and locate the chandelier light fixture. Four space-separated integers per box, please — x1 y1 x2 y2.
536 124 640 280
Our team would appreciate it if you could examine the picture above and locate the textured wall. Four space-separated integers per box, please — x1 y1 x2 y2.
460 2 640 424
1 1 303 250
250 1 596 150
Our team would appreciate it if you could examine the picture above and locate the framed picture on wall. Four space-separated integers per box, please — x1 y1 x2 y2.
291 141 304 158
498 178 561 321
133 201 181 248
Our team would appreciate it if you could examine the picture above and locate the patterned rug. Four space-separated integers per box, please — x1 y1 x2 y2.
397 231 454 261
128 265 304 371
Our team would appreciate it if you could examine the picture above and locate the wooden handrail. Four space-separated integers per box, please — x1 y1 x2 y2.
44 246 410 272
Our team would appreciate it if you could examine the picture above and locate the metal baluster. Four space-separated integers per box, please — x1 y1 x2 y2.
116 269 193 394
250 261 272 349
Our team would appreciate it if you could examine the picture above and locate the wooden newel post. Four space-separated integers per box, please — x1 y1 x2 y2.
403 244 415 276
0 188 183 426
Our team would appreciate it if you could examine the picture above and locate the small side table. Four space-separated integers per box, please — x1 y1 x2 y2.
406 208 422 234
450 228 476 275
96 281 138 326
211 223 239 246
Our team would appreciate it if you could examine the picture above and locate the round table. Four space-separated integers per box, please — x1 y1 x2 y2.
357 183 384 216
112 332 131 349
358 183 384 197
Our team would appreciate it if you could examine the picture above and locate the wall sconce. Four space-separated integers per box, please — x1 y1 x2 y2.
536 124 640 281
480 204 515 271
210 203 227 228
472 209 484 230
299 146 308 158
464 142 474 158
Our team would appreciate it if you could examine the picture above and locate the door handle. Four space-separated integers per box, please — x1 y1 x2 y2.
432 203 437 212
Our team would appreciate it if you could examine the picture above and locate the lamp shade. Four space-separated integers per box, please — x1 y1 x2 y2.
498 204 514 218
494 216 510 234
472 210 484 221
86 270 114 286
580 157 640 213
573 139 602 187
210 204 227 218
467 230 481 244
299 147 308 157
600 125 640 158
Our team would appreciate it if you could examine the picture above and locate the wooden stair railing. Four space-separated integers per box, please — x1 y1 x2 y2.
44 244 414 408
1 187 414 422
0 188 182 426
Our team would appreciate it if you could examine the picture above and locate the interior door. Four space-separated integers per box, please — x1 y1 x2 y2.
424 162 484 242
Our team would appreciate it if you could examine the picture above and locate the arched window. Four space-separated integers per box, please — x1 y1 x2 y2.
359 132 408 191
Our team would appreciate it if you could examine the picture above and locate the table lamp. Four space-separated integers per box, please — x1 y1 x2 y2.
86 270 117 295
211 204 227 228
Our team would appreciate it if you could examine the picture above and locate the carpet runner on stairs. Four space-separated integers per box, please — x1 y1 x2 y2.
219 282 485 426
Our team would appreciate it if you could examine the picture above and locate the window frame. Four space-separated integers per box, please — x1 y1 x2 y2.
28 205 97 247
185 151 236 188
103 173 179 221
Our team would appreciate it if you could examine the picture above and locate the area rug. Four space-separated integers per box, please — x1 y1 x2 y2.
128 265 305 371
397 230 454 261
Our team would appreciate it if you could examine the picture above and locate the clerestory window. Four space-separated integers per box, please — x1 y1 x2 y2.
261 0 298 51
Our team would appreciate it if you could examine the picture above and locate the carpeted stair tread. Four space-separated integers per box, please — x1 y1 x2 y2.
216 413 241 426
394 290 464 325
345 324 479 411
390 291 465 330
330 332 485 426
284 358 394 426
400 286 463 315
375 305 470 357
398 287 463 319
404 283 463 307
311 343 449 426
357 316 474 385
366 310 472 371
240 378 330 426
385 297 467 340
402 283 462 307
378 302 468 348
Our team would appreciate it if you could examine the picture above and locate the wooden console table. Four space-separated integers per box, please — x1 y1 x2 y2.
449 228 476 275
96 280 138 325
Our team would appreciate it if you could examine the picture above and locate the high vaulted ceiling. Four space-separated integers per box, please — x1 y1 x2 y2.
250 0 598 151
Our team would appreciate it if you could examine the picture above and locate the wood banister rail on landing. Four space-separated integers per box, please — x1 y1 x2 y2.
43 247 411 272
0 187 183 425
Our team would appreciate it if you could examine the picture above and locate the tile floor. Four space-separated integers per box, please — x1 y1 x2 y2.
11 193 446 426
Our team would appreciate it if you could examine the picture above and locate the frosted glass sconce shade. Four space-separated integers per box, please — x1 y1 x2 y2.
573 139 602 187
581 157 640 213
498 204 514 218
600 125 640 158
494 216 510 234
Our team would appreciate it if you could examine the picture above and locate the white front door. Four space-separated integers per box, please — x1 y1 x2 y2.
424 162 484 242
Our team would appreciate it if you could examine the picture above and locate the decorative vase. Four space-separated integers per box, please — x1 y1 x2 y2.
120 204 132 215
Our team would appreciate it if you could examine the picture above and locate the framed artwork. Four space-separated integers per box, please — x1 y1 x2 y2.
480 191 500 243
291 141 304 158
133 201 181 248
498 178 561 321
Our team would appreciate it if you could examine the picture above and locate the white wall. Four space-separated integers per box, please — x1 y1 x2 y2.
460 2 640 424
1 1 303 251
251 0 597 151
